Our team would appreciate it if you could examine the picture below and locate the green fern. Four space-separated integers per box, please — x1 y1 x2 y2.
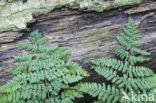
75 18 156 103
0 30 89 103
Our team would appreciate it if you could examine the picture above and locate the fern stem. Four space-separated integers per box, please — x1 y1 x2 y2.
125 61 129 103
44 75 50 99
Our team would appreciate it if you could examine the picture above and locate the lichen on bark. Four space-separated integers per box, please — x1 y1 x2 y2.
0 0 143 32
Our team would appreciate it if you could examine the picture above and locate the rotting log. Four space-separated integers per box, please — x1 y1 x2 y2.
0 0 156 87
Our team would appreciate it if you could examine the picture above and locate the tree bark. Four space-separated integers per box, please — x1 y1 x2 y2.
0 0 156 86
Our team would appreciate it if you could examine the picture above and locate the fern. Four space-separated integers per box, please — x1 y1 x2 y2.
75 18 156 103
0 30 89 103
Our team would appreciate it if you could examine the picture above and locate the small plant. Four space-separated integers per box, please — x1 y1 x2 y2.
75 18 156 103
0 30 89 103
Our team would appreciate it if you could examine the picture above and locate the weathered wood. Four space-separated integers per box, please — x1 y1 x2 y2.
0 0 156 87
0 0 144 32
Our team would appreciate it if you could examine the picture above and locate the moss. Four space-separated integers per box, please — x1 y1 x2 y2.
0 1 6 6
0 0 143 32
76 0 143 12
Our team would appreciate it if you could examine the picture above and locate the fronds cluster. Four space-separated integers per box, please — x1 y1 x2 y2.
0 30 89 103
75 18 156 103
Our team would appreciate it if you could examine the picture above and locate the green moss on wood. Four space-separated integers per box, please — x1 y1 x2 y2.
0 0 143 32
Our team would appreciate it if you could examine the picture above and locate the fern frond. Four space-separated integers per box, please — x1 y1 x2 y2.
76 82 122 103
61 74 83 84
78 18 156 103
111 46 129 59
90 58 127 73
19 42 60 53
0 74 26 93
129 55 151 64
131 66 154 78
66 61 89 76
18 42 39 52
36 36 48 45
130 47 150 55
7 58 63 74
28 29 43 42
13 53 48 61
61 89 83 101
0 30 88 103
116 34 131 50
93 66 127 88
